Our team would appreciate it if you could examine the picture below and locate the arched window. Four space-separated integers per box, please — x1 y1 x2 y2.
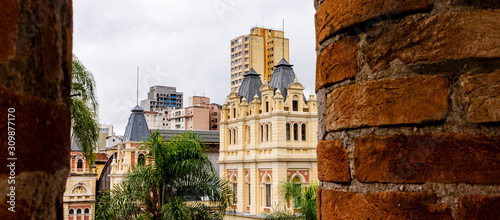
247 126 251 144
293 124 298 140
228 129 232 145
138 154 145 166
77 209 82 215
291 176 302 207
269 123 272 142
231 175 238 204
84 208 90 214
286 123 290 140
265 124 269 142
301 124 306 141
234 129 237 145
77 159 83 169
293 100 298 111
264 176 272 207
265 101 269 113
69 209 74 215
233 108 236 118
260 125 264 142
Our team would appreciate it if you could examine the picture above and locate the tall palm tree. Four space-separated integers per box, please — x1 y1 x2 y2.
96 131 232 220
71 54 99 163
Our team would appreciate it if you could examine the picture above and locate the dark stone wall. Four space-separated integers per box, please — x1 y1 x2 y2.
0 0 72 219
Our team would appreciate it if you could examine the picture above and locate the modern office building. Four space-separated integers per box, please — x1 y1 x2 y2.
140 85 183 112
230 26 289 91
219 59 317 216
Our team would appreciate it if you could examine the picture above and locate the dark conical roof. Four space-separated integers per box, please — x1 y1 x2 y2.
238 68 263 102
269 59 296 99
122 105 150 142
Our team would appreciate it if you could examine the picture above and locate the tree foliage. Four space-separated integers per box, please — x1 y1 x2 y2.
95 131 232 220
265 177 317 220
71 54 99 162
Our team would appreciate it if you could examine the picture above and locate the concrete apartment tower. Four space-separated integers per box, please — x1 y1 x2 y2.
230 27 289 92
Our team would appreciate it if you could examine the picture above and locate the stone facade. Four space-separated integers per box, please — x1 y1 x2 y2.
314 0 500 219
63 152 98 220
219 62 318 215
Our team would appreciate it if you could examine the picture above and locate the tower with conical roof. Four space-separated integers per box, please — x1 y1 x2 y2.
122 105 150 142
108 105 151 191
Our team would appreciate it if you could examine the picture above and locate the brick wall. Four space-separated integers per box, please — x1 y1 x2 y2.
314 0 500 219
0 0 72 219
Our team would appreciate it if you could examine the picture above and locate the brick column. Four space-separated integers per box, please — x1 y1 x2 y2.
314 0 500 219
0 0 72 219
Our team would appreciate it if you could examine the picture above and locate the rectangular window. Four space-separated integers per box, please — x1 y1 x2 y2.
248 184 251 205
293 100 298 111
266 184 271 207
233 183 238 204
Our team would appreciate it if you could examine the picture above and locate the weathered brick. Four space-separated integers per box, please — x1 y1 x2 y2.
315 0 432 44
325 75 449 131
365 10 500 72
320 190 452 219
457 195 500 220
0 1 20 63
460 70 500 123
355 133 500 184
316 37 357 91
317 140 350 183
316 186 322 220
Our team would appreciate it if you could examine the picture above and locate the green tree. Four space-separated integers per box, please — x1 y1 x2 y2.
71 54 99 163
96 131 232 220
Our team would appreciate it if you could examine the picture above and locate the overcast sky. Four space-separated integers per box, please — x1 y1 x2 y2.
73 0 317 135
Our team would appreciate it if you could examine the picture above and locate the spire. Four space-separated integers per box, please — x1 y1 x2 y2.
122 105 150 142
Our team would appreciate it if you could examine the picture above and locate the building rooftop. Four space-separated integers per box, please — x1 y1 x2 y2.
95 153 109 162
123 105 150 142
238 68 263 102
269 58 296 99
156 129 219 143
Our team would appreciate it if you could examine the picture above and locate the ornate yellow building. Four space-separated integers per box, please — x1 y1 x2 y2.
219 59 318 216
63 138 109 220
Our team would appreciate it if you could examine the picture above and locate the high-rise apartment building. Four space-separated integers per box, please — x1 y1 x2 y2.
230 26 289 91
140 85 183 112
143 96 221 131
166 96 221 131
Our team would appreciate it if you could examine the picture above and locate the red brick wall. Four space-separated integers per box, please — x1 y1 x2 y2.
314 0 500 219
0 0 72 219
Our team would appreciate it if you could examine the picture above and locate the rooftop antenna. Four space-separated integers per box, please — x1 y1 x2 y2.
136 66 139 106
282 19 285 61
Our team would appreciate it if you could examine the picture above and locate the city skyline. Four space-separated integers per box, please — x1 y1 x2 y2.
73 0 316 135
